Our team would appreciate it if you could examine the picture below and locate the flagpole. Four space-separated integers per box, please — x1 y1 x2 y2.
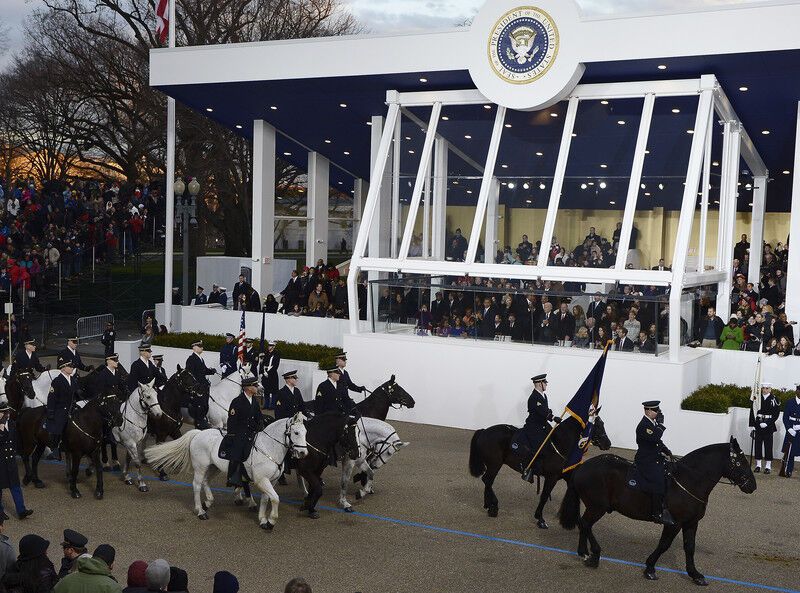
163 0 177 330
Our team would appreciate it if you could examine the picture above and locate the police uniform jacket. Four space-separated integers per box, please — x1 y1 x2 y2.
315 379 354 415
634 416 671 494
220 343 238 371
186 352 215 387
100 329 115 353
219 393 264 462
13 349 45 373
0 418 20 489
749 394 781 434
260 351 281 394
337 369 363 396
521 388 553 447
243 347 259 369
782 397 800 449
94 366 124 398
47 373 78 436
127 357 156 392
57 347 90 372
153 365 168 390
275 385 306 420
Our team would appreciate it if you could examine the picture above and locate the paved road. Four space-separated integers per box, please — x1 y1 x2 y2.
4 419 798 593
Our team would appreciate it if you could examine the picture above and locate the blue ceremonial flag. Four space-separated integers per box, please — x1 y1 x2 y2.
562 346 609 473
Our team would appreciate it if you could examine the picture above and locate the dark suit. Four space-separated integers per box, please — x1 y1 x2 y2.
749 394 781 461
232 281 250 310
555 311 575 340
634 416 671 494
259 351 281 408
614 336 635 352
586 300 606 320
638 337 656 353
186 352 215 387
13 350 45 373
127 357 156 392
538 312 556 344
57 348 90 372
506 320 524 342
430 299 448 324
191 293 208 306
219 393 264 486
47 373 78 440
275 385 306 420
520 389 554 455
281 276 300 310
315 379 355 415
247 290 261 312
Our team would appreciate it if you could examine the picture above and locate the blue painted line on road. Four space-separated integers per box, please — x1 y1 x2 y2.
42 460 799 593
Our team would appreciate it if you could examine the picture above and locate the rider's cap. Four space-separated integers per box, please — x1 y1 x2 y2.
761 382 772 388
58 357 74 369
24 339 35 346
105 354 119 361
334 351 347 359
241 376 259 387
138 345 152 352
326 367 343 375
531 373 547 382
282 370 298 379
268 340 277 347
244 338 254 344
191 341 203 348
67 337 78 343
642 400 661 410
225 333 235 338
152 354 164 360
61 529 88 549
197 285 204 291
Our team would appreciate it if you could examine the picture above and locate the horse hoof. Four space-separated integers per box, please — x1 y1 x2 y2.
94 491 103 500
158 472 169 482
198 512 209 520
34 480 45 489
644 570 658 581
355 492 362 501
85 468 93 477
488 506 498 518
307 510 320 519
234 498 244 506
260 521 274 531
124 479 133 486
536 518 549 529
138 485 149 493
692 576 708 587
71 490 81 499
584 555 600 568
201 502 208 511
343 506 354 513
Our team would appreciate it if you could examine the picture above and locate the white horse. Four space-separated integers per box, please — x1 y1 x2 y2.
338 417 409 511
205 363 258 429
145 413 308 530
24 370 59 408
112 380 163 492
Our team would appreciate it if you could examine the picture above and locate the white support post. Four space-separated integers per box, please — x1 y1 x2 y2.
251 120 276 298
391 113 402 258
399 103 442 259
698 105 714 271
669 86 714 360
538 97 579 267
485 177 500 264
353 178 364 252
615 93 655 270
466 106 506 264
164 97 176 329
306 152 330 267
749 175 767 284
431 138 449 260
422 162 431 259
716 121 741 321
786 103 800 322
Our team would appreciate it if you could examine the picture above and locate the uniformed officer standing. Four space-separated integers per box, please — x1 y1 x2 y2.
46 359 79 459
185 341 214 429
259 341 280 410
334 352 365 401
242 339 259 368
58 529 89 578
314 367 355 414
152 354 168 390
127 345 156 392
634 401 675 525
219 376 265 487
13 339 47 373
781 385 800 478
219 333 238 376
57 337 94 373
521 373 561 482
0 401 33 520
100 322 115 357
749 382 780 474
275 370 307 420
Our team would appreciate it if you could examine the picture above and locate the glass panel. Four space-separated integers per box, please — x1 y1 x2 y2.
395 108 430 257
328 186 353 263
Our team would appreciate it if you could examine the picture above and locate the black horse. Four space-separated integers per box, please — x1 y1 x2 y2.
469 412 611 527
148 366 201 443
558 437 756 585
81 366 130 471
353 375 415 421
296 413 361 519
5 369 41 419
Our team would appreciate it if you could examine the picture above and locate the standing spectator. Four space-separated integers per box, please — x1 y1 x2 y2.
101 322 115 357
246 287 261 312
0 402 33 520
122 561 147 593
190 286 207 306
623 309 641 338
720 317 744 350
213 571 239 593
231 275 250 310
695 307 724 348
0 515 15 582
306 283 329 317
280 270 300 311
554 302 574 342
734 234 750 263
1 534 58 592
54 544 121 593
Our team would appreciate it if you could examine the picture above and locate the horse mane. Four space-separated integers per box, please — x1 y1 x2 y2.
677 443 729 466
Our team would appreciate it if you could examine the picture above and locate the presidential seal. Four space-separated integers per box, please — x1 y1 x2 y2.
488 7 559 85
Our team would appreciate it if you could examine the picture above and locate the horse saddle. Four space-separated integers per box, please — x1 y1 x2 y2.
626 464 645 491
510 428 533 454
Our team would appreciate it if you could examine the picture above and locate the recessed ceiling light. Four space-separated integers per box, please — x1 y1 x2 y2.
466 190 473 194
599 182 607 189
600 164 608 168
283 152 292 156
339 103 347 108
405 136 411 140
644 192 651 196
762 130 770 135
672 108 680 114
739 86 748 92
270 106 278 110
343 151 350 155
645 150 650 154
522 182 530 190
550 112 558 117
464 135 472 139
526 199 532 204
504 124 512 128
536 151 543 156
714 200 720 204
539 183 546 190
783 170 791 175
600 100 609 105
501 164 509 169
571 133 577 137
235 124 242 129
641 183 646 189
442 116 449 121
658 183 664 190
748 202 754 207
712 161 719 166
580 183 587 190
408 150 415 154
419 77 428 83
588 182 595 186
205 107 213 112
508 182 516 189
484 105 492 110
609 201 616 205
453 181 459 185
366 121 372 126
687 129 694 134
324 139 332 144
657 64 667 70
338 181 343 185
617 120 626 125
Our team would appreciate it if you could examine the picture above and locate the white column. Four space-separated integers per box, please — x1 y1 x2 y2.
422 164 431 259
251 120 276 298
749 175 767 284
368 115 392 259
716 122 741 321
698 105 714 271
431 138 449 260
353 178 365 253
391 114 402 257
163 98 176 329
485 177 500 263
306 152 330 267
785 103 800 322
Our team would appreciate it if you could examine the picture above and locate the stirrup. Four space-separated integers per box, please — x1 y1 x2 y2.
521 465 535 483
658 508 675 525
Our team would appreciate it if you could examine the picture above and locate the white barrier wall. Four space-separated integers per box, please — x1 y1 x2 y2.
699 347 800 389
343 333 760 456
155 303 370 348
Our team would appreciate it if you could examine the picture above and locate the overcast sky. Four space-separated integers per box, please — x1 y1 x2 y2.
0 0 773 69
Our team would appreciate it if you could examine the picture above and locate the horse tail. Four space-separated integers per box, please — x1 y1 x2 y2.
558 477 581 531
469 429 486 477
144 429 200 475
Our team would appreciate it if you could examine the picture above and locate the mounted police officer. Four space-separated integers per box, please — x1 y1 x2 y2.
259 341 280 410
94 354 125 398
219 376 265 488
314 367 355 414
635 401 675 525
57 337 94 373
750 382 780 474
128 345 156 393
781 385 800 478
152 354 168 390
219 333 238 377
334 352 365 401
46 358 78 461
276 370 307 420
185 341 214 429
13 339 47 374
520 373 561 482
0 401 33 520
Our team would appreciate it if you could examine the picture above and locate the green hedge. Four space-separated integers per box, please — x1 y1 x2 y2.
152 332 339 369
681 384 795 413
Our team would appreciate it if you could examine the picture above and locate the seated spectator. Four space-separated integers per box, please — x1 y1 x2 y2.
765 337 779 356
167 566 188 592
145 559 170 592
2 534 59 592
213 571 239 593
637 330 656 353
450 317 465 337
417 304 432 333
623 309 641 338
720 317 744 350
775 335 792 357
288 303 304 317
123 560 148 593
572 326 590 348
306 283 329 317
262 294 279 314
54 543 121 593
190 286 207 306
614 327 634 352
595 326 609 349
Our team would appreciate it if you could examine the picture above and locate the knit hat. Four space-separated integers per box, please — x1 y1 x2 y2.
213 570 240 593
127 560 148 587
18 534 49 560
146 559 171 589
168 566 189 591
92 544 115 568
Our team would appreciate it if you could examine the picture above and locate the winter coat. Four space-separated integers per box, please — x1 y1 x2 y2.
53 557 122 593
720 325 744 350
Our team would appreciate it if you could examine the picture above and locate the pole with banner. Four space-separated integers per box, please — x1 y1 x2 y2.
160 0 177 330
5 302 12 364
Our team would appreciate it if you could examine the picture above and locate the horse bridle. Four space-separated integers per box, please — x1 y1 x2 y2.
670 448 752 505
70 394 119 448
365 430 401 469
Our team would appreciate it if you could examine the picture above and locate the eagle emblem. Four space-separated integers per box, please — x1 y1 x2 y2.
506 26 540 65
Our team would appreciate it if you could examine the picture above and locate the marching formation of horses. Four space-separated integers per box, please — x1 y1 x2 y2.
1 360 757 585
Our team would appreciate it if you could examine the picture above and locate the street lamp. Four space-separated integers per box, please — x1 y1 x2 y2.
175 176 200 305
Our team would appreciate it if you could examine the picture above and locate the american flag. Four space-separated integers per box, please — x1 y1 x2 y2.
155 0 169 45
237 310 246 361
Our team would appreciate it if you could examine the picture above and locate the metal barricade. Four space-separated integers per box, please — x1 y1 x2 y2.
76 313 114 344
